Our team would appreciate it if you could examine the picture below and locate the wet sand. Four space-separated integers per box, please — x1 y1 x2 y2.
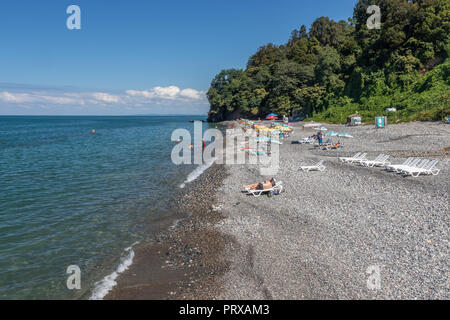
106 164 230 300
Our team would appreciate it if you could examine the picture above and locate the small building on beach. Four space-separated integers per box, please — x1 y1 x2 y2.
347 113 362 126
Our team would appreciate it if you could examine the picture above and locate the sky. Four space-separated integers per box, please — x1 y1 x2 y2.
0 0 358 115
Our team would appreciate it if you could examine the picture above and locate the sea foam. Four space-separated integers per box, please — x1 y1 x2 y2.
179 158 216 189
89 242 139 300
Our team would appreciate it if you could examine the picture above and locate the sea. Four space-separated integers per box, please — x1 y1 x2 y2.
0 115 214 299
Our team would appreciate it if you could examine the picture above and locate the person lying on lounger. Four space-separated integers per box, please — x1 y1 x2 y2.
321 142 342 150
243 178 276 190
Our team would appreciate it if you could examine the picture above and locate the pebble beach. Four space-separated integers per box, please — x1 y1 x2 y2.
214 121 449 299
108 121 449 300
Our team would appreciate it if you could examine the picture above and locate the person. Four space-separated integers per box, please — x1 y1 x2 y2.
243 178 276 190
317 132 323 145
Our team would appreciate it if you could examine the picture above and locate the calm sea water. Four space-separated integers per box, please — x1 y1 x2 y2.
0 116 211 299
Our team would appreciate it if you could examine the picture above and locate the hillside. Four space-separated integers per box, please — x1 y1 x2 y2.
206 0 450 123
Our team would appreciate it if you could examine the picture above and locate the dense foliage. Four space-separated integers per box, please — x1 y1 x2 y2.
207 0 450 123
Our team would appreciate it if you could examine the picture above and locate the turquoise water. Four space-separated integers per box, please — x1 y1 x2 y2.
0 116 209 299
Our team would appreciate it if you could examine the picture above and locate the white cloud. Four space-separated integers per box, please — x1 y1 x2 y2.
91 92 120 103
0 85 207 114
40 95 79 104
180 88 203 100
0 92 35 103
125 86 205 101
0 91 80 104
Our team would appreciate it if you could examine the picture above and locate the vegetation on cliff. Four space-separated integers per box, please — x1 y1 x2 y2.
207 0 450 123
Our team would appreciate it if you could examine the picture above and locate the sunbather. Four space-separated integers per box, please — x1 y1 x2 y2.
321 142 341 150
243 178 276 190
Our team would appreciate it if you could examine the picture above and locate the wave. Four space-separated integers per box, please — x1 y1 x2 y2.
179 158 216 189
89 242 139 300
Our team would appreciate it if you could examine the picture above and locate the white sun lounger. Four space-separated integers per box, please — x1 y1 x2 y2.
298 137 315 144
389 158 422 173
243 181 283 197
300 160 326 172
399 159 430 175
339 152 361 162
355 154 384 165
341 153 367 163
385 157 414 172
402 160 440 177
362 154 391 167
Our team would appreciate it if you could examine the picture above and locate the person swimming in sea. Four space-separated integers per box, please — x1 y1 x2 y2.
188 140 206 150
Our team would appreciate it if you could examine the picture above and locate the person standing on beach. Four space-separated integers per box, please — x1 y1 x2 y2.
317 132 323 145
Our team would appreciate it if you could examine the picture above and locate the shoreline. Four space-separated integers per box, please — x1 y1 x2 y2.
105 163 230 300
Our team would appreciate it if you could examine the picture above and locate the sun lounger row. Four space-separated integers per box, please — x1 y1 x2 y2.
386 158 441 177
340 153 441 177
340 153 390 167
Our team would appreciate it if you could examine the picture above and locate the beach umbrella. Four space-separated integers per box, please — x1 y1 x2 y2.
325 131 338 136
313 126 328 131
338 132 353 138
266 113 278 120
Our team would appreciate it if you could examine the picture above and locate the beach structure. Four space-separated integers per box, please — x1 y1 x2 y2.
347 113 362 126
375 116 388 128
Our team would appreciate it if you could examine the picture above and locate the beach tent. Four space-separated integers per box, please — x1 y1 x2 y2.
325 131 338 136
266 113 278 120
313 126 328 131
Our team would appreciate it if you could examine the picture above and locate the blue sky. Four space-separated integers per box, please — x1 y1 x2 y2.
0 0 357 115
